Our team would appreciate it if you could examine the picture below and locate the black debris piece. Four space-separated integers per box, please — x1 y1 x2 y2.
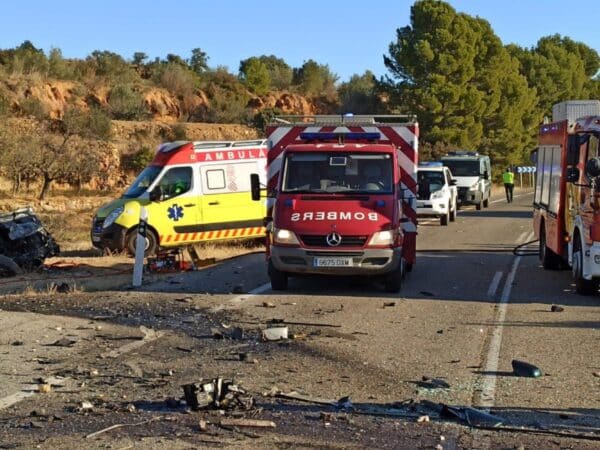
512 360 542 378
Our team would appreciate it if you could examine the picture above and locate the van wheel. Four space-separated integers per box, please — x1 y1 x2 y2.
483 195 489 208
384 261 403 293
449 200 457 222
126 228 158 257
573 234 598 295
268 260 288 290
476 197 483 210
440 208 449 226
539 225 561 270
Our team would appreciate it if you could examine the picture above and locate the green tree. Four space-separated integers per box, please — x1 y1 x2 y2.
198 67 251 123
107 84 149 120
293 60 338 97
239 57 271 95
240 55 292 90
189 48 209 75
508 35 600 116
36 106 112 199
383 0 537 169
338 71 383 114
85 50 136 83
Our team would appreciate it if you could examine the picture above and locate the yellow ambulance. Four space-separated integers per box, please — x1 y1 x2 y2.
91 140 267 255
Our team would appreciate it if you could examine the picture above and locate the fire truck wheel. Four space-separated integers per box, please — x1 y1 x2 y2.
268 260 288 290
0 255 23 277
573 235 599 295
384 264 403 293
539 226 561 270
126 228 158 257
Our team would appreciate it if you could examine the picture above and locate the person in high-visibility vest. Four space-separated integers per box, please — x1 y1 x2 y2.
503 167 514 203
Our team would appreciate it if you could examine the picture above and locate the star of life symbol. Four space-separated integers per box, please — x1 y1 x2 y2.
167 204 184 221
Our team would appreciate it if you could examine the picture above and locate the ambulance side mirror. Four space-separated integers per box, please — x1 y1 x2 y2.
149 186 162 202
250 173 261 201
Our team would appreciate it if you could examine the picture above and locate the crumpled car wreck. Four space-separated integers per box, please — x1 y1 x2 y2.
0 207 60 276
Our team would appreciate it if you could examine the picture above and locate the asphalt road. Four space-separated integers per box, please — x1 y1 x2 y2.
0 187 598 449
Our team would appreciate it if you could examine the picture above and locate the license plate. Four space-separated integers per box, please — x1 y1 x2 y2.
92 236 101 242
314 257 353 267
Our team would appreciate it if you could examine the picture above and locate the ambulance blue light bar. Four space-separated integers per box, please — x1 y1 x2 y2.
299 132 381 141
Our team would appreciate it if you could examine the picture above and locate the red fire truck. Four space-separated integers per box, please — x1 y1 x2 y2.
251 115 419 292
534 101 600 294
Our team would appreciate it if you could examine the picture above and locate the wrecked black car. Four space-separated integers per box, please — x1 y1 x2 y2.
0 207 60 276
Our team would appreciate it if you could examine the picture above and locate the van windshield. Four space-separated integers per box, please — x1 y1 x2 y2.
282 153 393 194
442 160 480 177
123 165 163 198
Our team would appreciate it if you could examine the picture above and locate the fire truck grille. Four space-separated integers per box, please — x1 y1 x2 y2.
300 235 368 247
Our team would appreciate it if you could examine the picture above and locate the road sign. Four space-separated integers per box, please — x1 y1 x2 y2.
516 166 536 173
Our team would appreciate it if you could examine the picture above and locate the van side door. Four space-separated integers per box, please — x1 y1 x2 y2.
199 161 265 234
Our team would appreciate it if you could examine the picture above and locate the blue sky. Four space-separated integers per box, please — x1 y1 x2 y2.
1 1 598 82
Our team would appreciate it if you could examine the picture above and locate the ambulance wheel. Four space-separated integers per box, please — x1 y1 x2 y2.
539 225 561 270
384 261 403 293
0 255 22 277
126 228 158 257
573 234 598 295
268 260 288 290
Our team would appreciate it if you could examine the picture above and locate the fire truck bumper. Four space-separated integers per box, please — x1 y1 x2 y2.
270 246 403 276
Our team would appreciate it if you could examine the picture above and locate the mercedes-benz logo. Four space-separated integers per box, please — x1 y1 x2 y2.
326 232 342 246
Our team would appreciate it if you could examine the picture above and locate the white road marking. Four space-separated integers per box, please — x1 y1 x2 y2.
0 376 68 410
486 271 503 297
478 231 533 408
209 282 271 313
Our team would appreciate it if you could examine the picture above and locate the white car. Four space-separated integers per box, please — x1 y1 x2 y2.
416 163 458 226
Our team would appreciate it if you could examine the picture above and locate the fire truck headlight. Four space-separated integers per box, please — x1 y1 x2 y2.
103 207 124 229
273 228 300 245
368 230 394 246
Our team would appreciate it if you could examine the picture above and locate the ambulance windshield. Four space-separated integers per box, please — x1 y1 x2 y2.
282 153 393 194
123 165 163 198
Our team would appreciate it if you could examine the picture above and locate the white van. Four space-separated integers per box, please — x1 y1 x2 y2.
440 151 492 210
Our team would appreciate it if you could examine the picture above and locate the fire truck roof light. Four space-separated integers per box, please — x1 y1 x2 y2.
299 132 381 141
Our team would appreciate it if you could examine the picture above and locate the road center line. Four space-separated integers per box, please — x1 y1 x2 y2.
478 231 533 408
486 271 503 297
209 282 271 312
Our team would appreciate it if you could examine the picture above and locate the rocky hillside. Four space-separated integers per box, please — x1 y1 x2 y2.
1 77 321 122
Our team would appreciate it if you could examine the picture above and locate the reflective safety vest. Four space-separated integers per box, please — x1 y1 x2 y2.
503 171 514 184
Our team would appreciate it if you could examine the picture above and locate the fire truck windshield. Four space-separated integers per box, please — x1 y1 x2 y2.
123 165 162 198
282 153 393 194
